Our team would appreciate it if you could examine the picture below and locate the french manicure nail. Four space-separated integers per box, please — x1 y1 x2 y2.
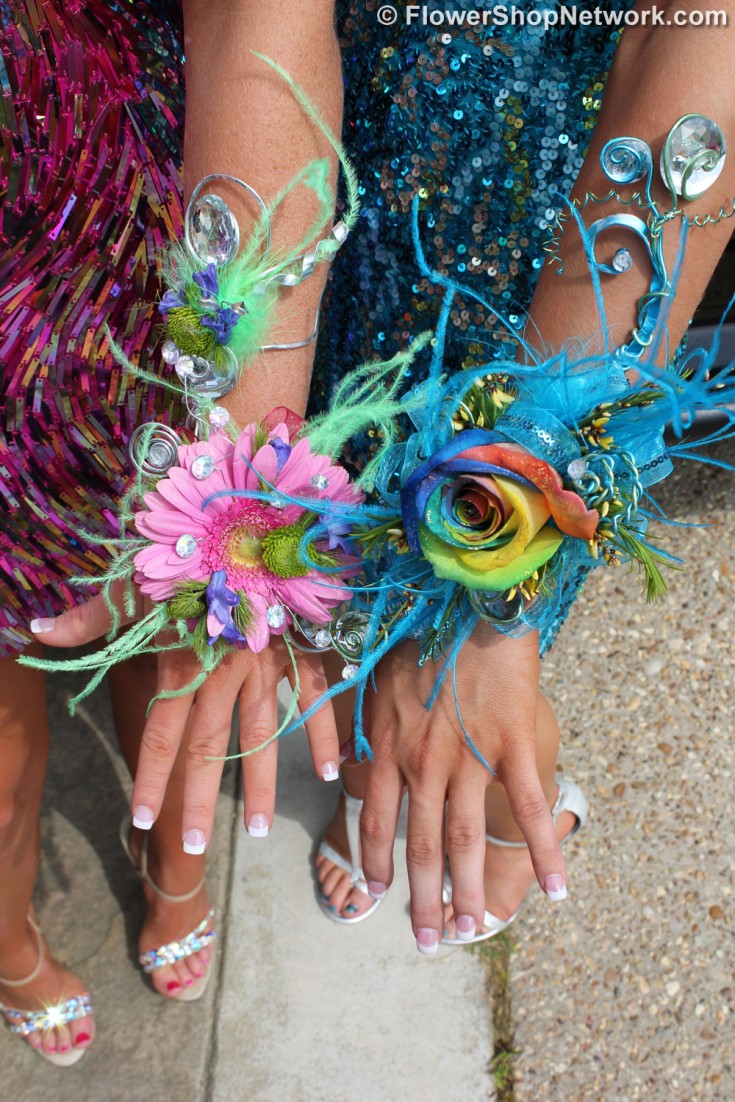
338 740 352 764
30 617 55 634
367 880 387 900
247 813 269 838
416 928 439 955
455 915 477 942
183 829 207 855
544 874 568 902
132 805 155 830
322 761 339 782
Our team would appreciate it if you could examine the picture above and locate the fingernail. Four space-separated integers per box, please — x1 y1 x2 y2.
338 740 352 764
322 761 339 782
166 981 181 992
183 829 207 855
247 813 269 838
367 880 387 900
75 1033 92 1047
30 617 55 634
132 805 155 830
544 874 568 902
416 928 439 955
455 915 476 942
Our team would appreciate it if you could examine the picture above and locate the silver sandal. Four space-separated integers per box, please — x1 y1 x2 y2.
442 777 588 946
120 817 217 1001
0 916 94 1066
316 788 385 925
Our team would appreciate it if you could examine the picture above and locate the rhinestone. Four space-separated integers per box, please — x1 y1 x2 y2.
175 535 198 559
310 474 329 490
191 455 215 480
567 458 588 480
661 115 726 199
314 629 332 649
270 496 286 511
612 248 633 273
208 407 230 429
266 604 287 629
341 663 359 681
161 340 180 364
148 441 173 471
188 194 240 265
175 355 196 381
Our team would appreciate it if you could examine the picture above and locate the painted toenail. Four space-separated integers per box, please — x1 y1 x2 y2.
182 828 207 855
166 981 181 992
75 1033 92 1046
544 874 568 902
455 915 477 942
247 813 269 838
367 880 387 900
416 928 439 955
344 904 359 914
59 1044 70 1053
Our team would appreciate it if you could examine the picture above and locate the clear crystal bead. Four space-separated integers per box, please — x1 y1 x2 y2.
314 629 332 649
661 115 726 199
175 355 196 381
161 340 180 365
148 441 173 471
341 663 359 681
188 194 240 266
266 604 287 629
175 535 198 559
567 458 588 481
310 474 329 490
191 455 215 480
208 407 230 429
270 496 286 511
612 248 633 273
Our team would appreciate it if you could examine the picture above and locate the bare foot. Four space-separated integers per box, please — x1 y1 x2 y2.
129 829 214 999
0 922 94 1058
443 788 579 940
315 791 375 920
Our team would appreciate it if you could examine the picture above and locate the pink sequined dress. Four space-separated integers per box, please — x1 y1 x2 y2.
0 0 184 654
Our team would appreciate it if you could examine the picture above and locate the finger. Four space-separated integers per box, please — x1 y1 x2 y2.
405 779 448 954
444 774 489 941
500 747 567 902
288 653 340 782
30 583 138 647
130 659 197 830
240 659 279 838
359 754 404 900
181 682 239 854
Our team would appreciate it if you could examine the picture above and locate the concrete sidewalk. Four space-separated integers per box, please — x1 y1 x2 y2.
2 442 734 1102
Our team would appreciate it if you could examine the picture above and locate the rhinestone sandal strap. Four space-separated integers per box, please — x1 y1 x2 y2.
138 908 217 974
0 917 44 988
0 994 93 1037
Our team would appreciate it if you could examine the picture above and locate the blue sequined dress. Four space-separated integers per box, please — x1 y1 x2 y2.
311 0 637 653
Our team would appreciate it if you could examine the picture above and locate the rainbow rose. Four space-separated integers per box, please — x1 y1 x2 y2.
400 429 599 592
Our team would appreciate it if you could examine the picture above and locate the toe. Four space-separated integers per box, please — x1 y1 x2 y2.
320 865 344 899
41 1027 57 1055
184 953 206 982
55 1024 72 1054
340 887 373 919
173 960 195 990
26 1031 43 1052
150 962 182 998
70 1015 95 1049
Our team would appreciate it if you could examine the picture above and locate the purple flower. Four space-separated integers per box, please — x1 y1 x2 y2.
193 263 220 299
319 509 355 554
159 288 186 314
270 436 291 473
205 569 248 646
201 305 240 345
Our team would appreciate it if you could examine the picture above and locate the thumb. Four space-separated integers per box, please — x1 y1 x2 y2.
30 584 137 647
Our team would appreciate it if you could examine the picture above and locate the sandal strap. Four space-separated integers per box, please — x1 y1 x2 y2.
138 908 217 974
0 917 44 988
485 778 587 849
0 994 93 1036
120 816 205 904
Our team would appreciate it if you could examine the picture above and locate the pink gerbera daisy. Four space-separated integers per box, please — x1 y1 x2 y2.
133 417 364 652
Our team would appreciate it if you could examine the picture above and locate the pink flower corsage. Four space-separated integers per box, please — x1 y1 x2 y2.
133 409 363 655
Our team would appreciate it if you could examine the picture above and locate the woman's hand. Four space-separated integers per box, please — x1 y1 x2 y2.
360 626 566 950
33 588 339 850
